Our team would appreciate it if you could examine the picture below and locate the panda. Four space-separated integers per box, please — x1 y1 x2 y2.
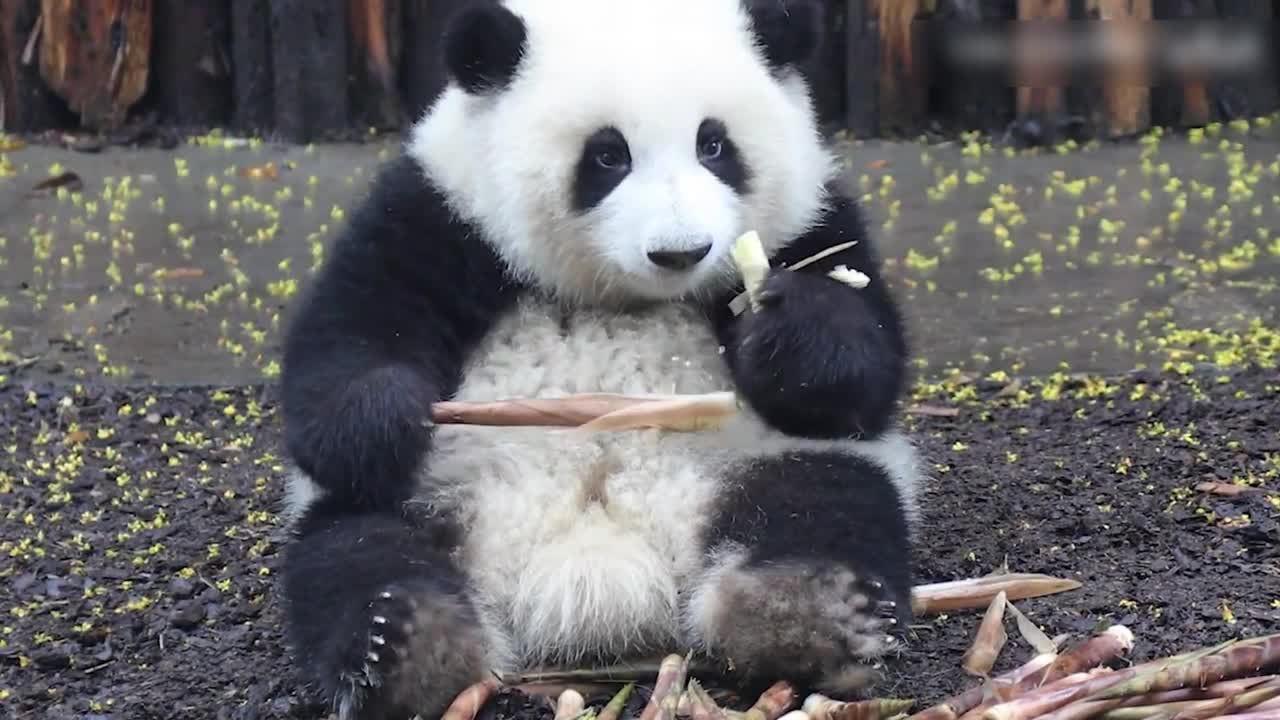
276 1 925 719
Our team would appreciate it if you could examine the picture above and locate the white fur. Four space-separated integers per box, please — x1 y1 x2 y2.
408 0 838 306
287 300 924 666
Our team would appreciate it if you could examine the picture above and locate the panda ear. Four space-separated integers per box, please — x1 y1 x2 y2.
744 0 824 70
443 2 528 94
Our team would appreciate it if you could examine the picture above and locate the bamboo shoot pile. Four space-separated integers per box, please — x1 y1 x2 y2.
448 629 1279 720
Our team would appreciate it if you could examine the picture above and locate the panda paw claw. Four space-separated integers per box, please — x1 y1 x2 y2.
331 580 488 720
704 562 904 695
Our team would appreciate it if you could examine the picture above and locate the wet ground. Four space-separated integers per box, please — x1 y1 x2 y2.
0 119 1278 719
2 120 1279 385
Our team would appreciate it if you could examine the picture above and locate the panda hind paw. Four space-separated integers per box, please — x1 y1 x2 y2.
330 580 490 720
708 562 903 696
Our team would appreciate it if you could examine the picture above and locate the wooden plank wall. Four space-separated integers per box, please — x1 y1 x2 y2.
0 0 1276 142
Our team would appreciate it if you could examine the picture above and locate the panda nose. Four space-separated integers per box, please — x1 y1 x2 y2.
648 243 712 270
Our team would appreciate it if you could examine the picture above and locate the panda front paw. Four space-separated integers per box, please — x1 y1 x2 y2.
329 580 490 720
728 270 902 440
701 562 904 695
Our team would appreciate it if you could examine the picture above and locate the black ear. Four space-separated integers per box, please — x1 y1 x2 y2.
443 2 528 94
744 0 824 70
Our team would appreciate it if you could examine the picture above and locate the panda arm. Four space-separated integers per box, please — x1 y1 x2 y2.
281 156 520 513
709 190 908 440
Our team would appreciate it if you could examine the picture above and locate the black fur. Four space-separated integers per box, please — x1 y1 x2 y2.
698 118 751 194
744 0 825 70
709 451 913 613
571 126 633 212
279 155 522 514
443 1 529 94
282 513 491 720
707 188 910 440
694 451 912 691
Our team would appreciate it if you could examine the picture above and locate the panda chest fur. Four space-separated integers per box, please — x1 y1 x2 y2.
452 297 730 399
421 298 744 662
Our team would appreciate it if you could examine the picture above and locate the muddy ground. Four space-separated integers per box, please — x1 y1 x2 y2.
1 118 1279 719
1 367 1277 720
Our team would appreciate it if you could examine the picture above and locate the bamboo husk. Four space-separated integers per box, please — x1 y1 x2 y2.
577 393 739 433
441 678 501 720
911 574 1083 615
745 682 798 720
432 394 670 427
963 591 1010 677
431 392 739 433
639 654 690 720
432 393 957 432
805 696 917 720
555 689 586 720
688 679 730 720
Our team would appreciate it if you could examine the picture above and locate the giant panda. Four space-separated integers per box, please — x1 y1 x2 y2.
276 1 926 719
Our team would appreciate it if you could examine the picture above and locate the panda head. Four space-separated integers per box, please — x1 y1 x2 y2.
409 0 837 306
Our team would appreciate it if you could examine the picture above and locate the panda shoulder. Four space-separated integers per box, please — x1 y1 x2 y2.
319 154 513 292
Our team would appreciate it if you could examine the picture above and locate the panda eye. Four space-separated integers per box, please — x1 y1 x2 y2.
595 148 624 169
697 118 729 162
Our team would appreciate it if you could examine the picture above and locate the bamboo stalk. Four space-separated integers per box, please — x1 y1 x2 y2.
1037 677 1275 720
907 653 1058 720
980 639 1246 720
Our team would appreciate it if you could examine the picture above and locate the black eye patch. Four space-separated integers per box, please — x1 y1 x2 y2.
697 118 750 194
571 126 632 212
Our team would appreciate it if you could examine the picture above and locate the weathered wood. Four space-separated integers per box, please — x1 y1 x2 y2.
1150 0 1215 128
933 0 1016 134
348 0 403 131
844 0 880 137
37 0 152 131
1014 0 1069 125
1084 0 1152 139
229 0 271 134
1 0 72 131
1214 0 1277 120
269 0 348 142
800 0 846 129
400 0 469 122
871 0 931 137
150 0 231 129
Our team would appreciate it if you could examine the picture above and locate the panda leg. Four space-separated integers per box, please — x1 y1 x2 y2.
282 509 505 720
684 448 915 696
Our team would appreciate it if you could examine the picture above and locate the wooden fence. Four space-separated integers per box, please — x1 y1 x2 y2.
1 0 1277 144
